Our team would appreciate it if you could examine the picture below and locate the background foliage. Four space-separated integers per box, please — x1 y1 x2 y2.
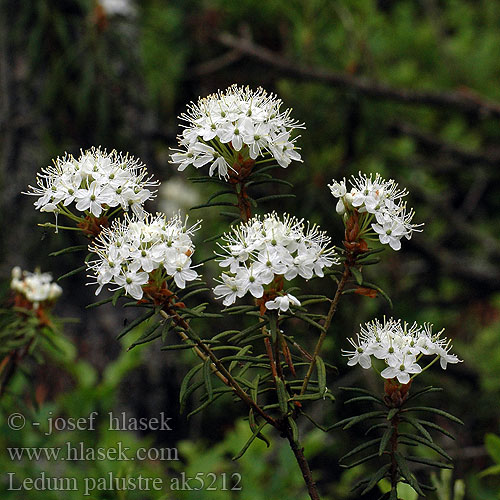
1 0 499 498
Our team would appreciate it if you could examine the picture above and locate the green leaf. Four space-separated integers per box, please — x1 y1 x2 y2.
361 281 393 308
275 377 289 414
351 267 363 285
211 330 240 341
116 309 156 340
180 287 210 302
361 463 391 495
340 452 379 469
344 395 385 406
179 363 203 408
406 386 443 401
478 464 500 478
254 193 296 203
57 265 87 281
331 411 386 430
231 320 268 343
207 189 234 203
398 432 452 461
402 407 464 425
394 452 425 496
191 201 235 210
405 455 453 469
203 358 213 401
387 408 399 420
401 416 433 442
316 356 326 395
187 393 223 419
339 438 381 463
357 258 381 265
485 433 500 464
49 245 86 257
413 419 455 440
232 420 269 461
127 322 161 350
85 296 114 309
340 386 383 399
365 422 388 435
292 312 326 333
300 411 327 432
247 178 294 188
250 375 260 402
379 426 393 455
112 288 125 306
248 408 270 447
161 343 196 351
229 345 253 373
290 393 322 402
288 416 299 444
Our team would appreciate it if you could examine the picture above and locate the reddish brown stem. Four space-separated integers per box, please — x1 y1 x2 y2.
284 425 321 500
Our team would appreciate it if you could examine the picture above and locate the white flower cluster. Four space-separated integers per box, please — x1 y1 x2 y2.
87 213 200 300
213 213 338 310
99 0 136 18
26 147 158 219
171 85 304 178
329 172 422 250
11 267 62 309
343 318 461 384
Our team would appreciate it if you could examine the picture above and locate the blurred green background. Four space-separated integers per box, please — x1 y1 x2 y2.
1 0 499 498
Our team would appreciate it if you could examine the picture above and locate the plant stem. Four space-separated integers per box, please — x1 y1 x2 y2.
300 262 351 395
236 182 251 222
0 338 35 398
284 425 321 500
160 309 277 427
390 413 400 492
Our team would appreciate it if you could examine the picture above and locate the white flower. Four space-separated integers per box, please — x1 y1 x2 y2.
342 337 373 369
171 85 304 179
343 318 462 382
213 274 247 306
329 172 423 250
87 213 200 300
166 253 199 289
25 147 159 223
11 267 62 309
380 354 422 384
213 212 338 309
99 0 136 17
114 269 149 300
235 266 266 298
371 218 407 251
265 293 301 312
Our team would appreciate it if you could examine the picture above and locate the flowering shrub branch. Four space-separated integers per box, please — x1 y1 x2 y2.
24 84 463 500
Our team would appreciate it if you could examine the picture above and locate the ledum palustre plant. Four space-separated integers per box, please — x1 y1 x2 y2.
25 84 462 499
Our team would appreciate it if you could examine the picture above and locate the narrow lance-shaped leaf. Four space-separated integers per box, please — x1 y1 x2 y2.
203 358 213 401
232 420 269 461
405 455 453 469
316 356 326 395
117 309 156 340
57 265 87 281
361 463 391 495
351 267 363 285
402 406 464 425
394 452 425 496
275 377 289 414
379 426 393 455
179 363 204 407
339 438 381 463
